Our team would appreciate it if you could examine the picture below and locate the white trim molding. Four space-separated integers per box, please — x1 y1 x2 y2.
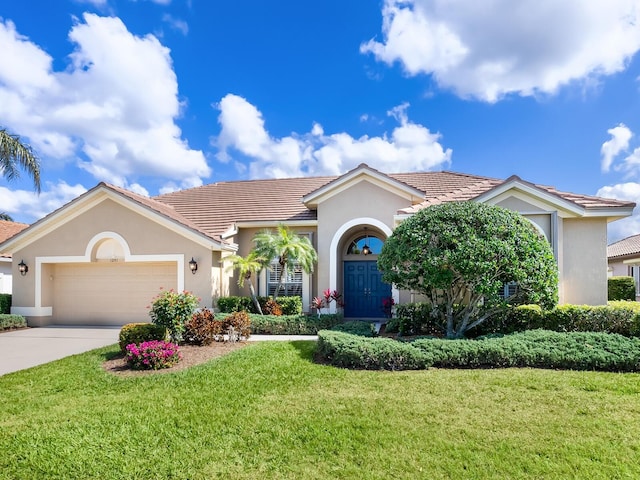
26 231 185 317
328 217 398 313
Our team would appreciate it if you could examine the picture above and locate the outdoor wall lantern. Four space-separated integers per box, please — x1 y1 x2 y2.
362 228 372 256
18 259 28 276
189 257 198 274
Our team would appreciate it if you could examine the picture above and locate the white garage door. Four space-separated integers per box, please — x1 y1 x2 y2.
52 262 177 325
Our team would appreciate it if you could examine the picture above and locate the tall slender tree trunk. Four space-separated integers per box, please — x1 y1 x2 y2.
247 276 263 315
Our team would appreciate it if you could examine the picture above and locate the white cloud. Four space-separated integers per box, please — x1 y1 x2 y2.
601 124 633 172
362 0 640 102
0 14 210 192
162 14 188 35
214 94 451 178
0 181 88 222
597 182 640 242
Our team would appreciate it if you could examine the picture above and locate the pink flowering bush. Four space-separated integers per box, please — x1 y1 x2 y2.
125 340 182 370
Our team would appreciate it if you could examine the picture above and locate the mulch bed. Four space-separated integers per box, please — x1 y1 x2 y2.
103 342 248 377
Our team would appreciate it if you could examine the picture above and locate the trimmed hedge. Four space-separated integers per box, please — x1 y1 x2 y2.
395 301 640 338
413 330 640 371
218 312 342 335
118 323 168 352
316 329 640 372
0 294 10 314
216 296 303 315
316 330 430 370
0 314 26 331
330 320 377 337
608 276 636 301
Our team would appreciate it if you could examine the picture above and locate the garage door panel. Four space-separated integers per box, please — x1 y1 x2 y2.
52 262 177 325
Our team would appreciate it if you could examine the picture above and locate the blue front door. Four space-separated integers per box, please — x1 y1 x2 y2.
343 261 391 318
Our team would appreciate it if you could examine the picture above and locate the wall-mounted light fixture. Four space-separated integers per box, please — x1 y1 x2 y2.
189 257 198 274
362 228 371 256
18 259 28 276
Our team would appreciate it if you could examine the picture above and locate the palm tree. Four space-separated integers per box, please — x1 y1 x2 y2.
253 224 318 302
1 128 41 193
224 251 266 315
0 213 13 221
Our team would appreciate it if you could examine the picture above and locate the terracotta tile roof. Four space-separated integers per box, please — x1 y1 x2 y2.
156 176 335 237
0 220 29 258
155 170 635 239
608 234 640 259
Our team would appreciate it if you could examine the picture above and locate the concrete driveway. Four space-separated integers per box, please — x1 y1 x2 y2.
0 326 120 376
0 327 318 377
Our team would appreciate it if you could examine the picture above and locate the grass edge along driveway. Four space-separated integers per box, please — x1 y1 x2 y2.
0 340 639 479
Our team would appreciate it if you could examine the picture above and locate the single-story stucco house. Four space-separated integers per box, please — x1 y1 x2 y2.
0 164 634 327
608 233 640 300
0 220 29 295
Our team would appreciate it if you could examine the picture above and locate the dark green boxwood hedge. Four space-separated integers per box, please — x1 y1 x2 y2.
316 329 640 372
217 312 342 335
216 296 303 315
316 330 430 370
0 294 11 315
330 320 377 337
608 276 636 301
0 314 26 331
395 301 640 338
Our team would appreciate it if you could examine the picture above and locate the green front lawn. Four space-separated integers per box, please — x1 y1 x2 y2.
1 341 639 479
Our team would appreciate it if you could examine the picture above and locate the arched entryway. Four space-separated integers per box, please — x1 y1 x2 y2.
342 227 391 319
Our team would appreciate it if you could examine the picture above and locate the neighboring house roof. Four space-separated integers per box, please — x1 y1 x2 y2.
608 234 640 260
0 220 29 259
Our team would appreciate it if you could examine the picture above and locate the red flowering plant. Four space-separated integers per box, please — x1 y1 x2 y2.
125 340 181 370
382 296 395 318
311 289 344 317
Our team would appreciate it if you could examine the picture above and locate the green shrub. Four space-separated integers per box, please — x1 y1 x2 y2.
471 304 545 337
0 314 26 330
218 312 342 335
316 330 431 370
540 303 640 337
395 302 441 336
270 296 303 315
119 323 168 352
217 296 303 315
412 330 640 372
149 289 199 342
331 321 377 337
608 276 636 301
217 296 253 313
0 294 10 314
383 317 400 334
184 309 219 345
317 329 640 372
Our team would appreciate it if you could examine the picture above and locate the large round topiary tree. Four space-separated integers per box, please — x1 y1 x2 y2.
378 201 558 338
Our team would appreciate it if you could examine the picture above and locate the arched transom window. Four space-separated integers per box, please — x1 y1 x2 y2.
346 234 385 256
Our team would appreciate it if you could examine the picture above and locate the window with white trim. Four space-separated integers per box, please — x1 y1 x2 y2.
267 261 303 297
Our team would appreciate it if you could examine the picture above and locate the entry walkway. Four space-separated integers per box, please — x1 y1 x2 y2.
0 327 317 376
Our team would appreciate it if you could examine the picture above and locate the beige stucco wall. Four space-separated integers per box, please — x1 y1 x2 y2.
560 217 608 305
316 180 410 297
609 259 630 277
12 198 219 324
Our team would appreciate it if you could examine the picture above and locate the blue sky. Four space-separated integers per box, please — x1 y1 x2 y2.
2 1 640 242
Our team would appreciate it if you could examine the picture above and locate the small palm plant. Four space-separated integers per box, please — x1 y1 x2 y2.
225 251 266 315
253 224 318 302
